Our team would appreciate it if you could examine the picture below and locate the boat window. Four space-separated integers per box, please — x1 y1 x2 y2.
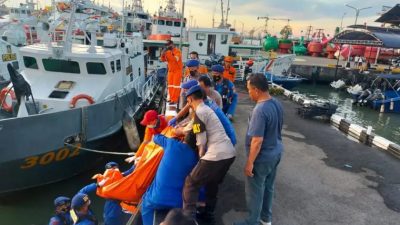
158 20 165 25
196 33 206 40
21 10 26 14
221 35 228 44
110 61 115 73
23 56 38 69
116 59 121 71
87 62 106 75
27 10 31 16
174 21 181 27
14 9 19 13
42 59 80 73
166 21 173 26
126 23 133 32
10 9 14 13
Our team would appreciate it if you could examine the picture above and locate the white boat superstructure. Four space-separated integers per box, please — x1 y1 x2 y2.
5 2 148 118
123 0 152 38
151 0 186 38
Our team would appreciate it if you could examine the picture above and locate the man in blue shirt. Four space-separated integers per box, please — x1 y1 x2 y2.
211 64 238 120
234 73 283 225
49 196 72 225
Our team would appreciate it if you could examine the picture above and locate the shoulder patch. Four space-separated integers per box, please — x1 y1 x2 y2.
193 113 206 134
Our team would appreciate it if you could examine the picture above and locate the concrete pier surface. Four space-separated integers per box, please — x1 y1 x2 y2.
213 85 400 225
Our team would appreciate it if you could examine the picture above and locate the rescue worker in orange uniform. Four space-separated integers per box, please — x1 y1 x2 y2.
222 56 236 83
184 51 208 77
160 40 183 103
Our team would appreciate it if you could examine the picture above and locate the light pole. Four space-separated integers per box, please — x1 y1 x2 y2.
340 12 346 31
238 21 244 38
345 4 372 25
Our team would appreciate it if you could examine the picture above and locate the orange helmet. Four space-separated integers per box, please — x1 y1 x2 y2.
224 56 233 63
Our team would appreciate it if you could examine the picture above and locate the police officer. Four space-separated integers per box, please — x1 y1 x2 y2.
182 85 236 224
211 64 238 120
49 196 72 225
70 193 97 225
184 51 208 77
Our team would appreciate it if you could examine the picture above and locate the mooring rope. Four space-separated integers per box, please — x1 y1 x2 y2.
64 142 136 156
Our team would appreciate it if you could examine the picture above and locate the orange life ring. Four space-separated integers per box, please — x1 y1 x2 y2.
69 94 95 108
0 87 16 112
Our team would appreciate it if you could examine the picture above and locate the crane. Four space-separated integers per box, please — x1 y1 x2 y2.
257 16 291 34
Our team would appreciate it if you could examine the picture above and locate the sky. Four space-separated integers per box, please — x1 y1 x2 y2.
7 0 399 37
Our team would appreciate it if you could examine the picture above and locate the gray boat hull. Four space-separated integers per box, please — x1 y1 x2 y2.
0 78 161 194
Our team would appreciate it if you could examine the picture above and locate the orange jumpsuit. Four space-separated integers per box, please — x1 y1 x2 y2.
223 65 237 83
161 48 183 103
184 64 209 77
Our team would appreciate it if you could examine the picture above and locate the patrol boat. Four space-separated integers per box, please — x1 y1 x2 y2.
0 2 163 194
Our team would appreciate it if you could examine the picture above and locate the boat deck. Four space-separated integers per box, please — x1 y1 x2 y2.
213 84 400 224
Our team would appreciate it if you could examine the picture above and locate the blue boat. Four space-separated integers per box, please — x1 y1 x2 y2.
264 72 303 90
370 74 400 113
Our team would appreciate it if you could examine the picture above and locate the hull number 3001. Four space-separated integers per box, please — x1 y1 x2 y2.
21 144 81 169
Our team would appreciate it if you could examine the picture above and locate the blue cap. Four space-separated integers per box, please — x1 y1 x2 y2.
181 79 198 90
54 196 70 207
185 59 200 67
211 64 224 73
71 193 90 209
186 85 202 97
105 161 119 169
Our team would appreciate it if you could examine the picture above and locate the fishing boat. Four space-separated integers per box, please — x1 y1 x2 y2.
0 1 163 194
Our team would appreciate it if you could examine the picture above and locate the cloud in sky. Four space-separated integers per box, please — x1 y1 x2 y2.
9 0 399 36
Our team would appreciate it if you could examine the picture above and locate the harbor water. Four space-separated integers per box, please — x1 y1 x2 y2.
0 131 133 225
293 83 400 144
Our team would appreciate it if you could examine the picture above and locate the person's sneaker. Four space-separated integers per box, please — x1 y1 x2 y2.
260 220 271 225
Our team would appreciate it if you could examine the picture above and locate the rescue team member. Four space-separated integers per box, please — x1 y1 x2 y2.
160 40 183 103
49 196 72 225
223 56 236 82
70 193 98 225
127 110 168 163
169 79 236 146
184 59 203 82
182 85 236 223
184 51 208 77
198 75 222 109
233 74 283 225
211 65 238 120
141 132 198 225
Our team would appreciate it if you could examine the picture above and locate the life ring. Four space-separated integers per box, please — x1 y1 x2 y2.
69 94 95 108
0 87 16 112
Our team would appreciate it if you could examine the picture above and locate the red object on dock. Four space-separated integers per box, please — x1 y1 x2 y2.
307 42 323 57
279 42 292 54
147 34 172 41
326 44 337 59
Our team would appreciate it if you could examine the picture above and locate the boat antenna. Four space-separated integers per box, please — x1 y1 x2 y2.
179 0 185 50
219 0 225 28
225 0 230 27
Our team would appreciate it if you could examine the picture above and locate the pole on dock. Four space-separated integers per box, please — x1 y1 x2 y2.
179 0 186 50
334 44 343 80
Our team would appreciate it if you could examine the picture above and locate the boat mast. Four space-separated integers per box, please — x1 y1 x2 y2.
63 0 77 53
179 0 185 50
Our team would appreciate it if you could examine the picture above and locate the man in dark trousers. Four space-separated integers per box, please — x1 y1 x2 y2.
182 85 236 224
234 73 283 225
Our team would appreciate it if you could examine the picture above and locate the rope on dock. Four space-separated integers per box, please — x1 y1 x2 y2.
64 142 136 156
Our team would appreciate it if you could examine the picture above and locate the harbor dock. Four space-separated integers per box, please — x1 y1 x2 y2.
214 85 400 225
291 56 395 84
